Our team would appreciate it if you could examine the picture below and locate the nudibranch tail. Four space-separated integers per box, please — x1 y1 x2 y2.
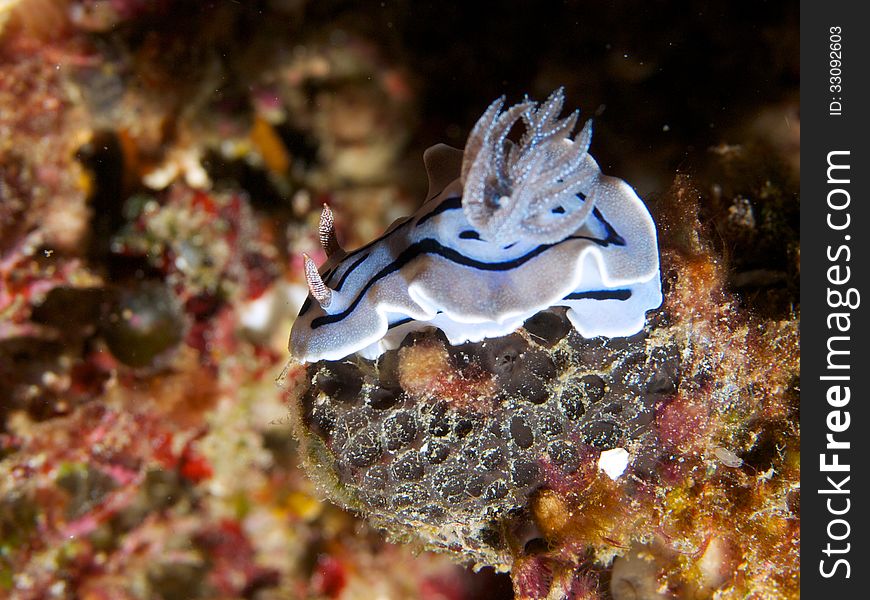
302 253 332 309
461 88 599 245
318 204 343 257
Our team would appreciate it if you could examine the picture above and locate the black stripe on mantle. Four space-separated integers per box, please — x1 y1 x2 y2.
311 232 626 330
299 195 624 319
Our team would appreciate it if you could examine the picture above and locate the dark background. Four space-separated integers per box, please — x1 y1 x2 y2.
340 0 799 196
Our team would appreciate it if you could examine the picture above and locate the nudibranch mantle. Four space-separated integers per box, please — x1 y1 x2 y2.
290 89 662 363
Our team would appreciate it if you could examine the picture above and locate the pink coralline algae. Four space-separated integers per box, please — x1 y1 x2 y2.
287 171 799 598
1 2 799 598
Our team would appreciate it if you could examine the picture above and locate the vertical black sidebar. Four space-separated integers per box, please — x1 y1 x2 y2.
801 1 870 596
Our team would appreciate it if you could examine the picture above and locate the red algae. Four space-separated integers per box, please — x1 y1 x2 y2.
1 3 798 599
288 167 799 598
0 5 482 597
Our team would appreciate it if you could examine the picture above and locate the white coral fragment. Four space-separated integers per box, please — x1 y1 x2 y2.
598 448 630 480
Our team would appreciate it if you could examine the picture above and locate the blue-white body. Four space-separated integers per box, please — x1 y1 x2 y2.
289 92 662 363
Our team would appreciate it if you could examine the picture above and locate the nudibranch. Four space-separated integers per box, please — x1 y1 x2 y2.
290 89 662 363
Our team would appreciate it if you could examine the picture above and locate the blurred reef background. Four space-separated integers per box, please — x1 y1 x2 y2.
0 1 798 599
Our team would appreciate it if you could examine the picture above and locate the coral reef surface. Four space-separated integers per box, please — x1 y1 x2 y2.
1 1 798 599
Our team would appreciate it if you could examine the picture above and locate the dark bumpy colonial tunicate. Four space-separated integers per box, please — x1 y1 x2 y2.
292 308 680 566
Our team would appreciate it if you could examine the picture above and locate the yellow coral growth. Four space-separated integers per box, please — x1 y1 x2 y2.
250 115 291 175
